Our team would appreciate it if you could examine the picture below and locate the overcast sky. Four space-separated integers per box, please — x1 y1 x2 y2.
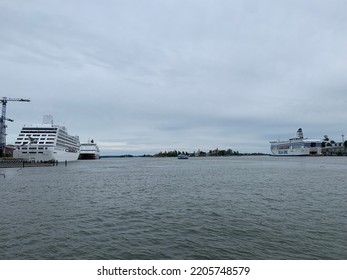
1 0 347 155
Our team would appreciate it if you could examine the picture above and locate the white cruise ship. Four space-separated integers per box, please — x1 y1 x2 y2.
13 115 80 162
270 128 322 156
78 139 100 160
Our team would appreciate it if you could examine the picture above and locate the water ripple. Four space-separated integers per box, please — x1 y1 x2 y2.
1 157 347 259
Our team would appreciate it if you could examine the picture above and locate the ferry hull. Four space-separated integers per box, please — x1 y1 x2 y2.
270 147 321 156
78 153 100 160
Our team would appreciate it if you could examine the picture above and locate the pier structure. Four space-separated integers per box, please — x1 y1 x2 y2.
321 141 347 156
0 158 67 168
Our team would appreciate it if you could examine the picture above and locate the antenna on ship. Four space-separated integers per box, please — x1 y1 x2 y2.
0 97 30 158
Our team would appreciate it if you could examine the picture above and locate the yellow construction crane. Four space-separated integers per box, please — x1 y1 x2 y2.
0 97 30 157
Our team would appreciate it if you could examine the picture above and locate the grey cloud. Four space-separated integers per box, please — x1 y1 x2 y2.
1 0 347 154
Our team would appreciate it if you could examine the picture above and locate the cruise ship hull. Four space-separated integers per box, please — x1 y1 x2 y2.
13 147 79 162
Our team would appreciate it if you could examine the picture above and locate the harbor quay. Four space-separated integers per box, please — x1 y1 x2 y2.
0 158 65 168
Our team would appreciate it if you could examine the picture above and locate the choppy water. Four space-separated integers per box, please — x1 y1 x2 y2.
0 156 346 259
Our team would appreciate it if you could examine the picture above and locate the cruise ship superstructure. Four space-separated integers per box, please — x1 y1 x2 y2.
13 115 80 162
270 128 322 156
78 139 100 160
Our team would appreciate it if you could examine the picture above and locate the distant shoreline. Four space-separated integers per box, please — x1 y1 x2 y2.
100 153 270 158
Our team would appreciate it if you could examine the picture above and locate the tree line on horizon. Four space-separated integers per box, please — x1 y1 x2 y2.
153 148 265 157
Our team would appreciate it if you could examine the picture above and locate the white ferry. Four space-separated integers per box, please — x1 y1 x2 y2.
78 139 100 160
13 115 80 162
270 128 322 156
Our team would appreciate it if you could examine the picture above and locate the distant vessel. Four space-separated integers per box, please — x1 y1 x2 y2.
178 154 189 159
13 115 80 162
78 139 100 160
270 128 322 156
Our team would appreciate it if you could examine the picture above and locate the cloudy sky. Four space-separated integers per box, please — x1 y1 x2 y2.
1 0 346 155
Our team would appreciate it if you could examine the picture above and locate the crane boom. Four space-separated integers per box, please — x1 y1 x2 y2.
0 97 31 157
1 98 30 103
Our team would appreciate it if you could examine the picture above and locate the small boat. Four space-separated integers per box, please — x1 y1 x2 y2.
178 154 189 159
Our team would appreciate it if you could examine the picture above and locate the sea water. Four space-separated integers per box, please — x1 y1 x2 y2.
0 156 346 259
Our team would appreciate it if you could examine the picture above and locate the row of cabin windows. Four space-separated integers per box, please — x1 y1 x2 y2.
16 137 55 141
18 134 56 137
15 141 55 145
19 147 47 150
18 134 77 143
21 129 57 133
272 142 322 149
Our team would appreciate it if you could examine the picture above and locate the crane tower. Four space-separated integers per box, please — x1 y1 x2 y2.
0 97 30 157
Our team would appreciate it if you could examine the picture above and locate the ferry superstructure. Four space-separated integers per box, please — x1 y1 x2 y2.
78 139 100 160
13 115 80 162
270 128 322 156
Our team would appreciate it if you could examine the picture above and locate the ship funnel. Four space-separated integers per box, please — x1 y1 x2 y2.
42 115 54 125
296 128 304 139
